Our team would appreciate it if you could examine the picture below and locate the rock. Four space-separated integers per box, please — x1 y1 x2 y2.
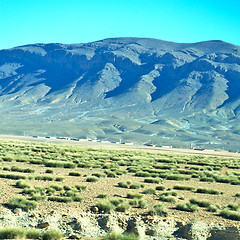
90 207 99 213
208 227 240 240
174 221 211 240
38 222 50 228
13 208 22 216
126 217 146 237
50 210 58 216
145 228 156 236
30 213 38 218
176 221 186 227
69 234 82 239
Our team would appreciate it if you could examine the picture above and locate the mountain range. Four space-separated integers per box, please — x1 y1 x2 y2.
1 37 240 151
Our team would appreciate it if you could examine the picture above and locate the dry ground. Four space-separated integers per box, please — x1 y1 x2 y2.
0 135 239 233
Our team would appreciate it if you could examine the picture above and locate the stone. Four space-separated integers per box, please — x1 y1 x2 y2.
176 221 186 227
38 222 50 228
145 228 156 236
90 206 99 213
13 208 22 216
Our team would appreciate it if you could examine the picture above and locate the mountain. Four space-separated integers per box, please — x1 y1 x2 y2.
1 38 240 151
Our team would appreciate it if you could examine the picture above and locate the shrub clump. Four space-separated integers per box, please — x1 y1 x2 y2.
129 199 148 209
16 180 30 189
69 172 81 176
97 194 107 199
143 188 156 195
208 204 221 212
196 188 220 195
144 178 160 184
86 176 99 182
42 228 64 240
0 227 42 239
148 203 168 216
155 185 166 191
102 231 139 240
173 185 195 191
176 202 199 212
219 209 240 221
129 183 141 189
126 193 143 199
190 198 211 208
96 200 115 213
8 197 37 211
118 181 129 188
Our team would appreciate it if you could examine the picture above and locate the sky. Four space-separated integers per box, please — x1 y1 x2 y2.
0 0 239 50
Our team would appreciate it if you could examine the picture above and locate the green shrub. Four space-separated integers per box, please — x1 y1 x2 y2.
97 194 107 199
45 169 53 174
86 176 99 182
126 193 143 199
115 202 130 212
109 199 123 206
55 177 65 182
16 180 30 189
166 174 185 181
190 198 211 208
227 203 240 211
135 171 150 177
92 172 106 178
200 177 215 182
219 209 240 221
96 200 115 213
129 199 148 209
48 196 73 203
69 172 81 176
0 227 26 239
0 173 27 180
50 184 63 191
129 183 141 189
173 185 195 191
176 202 199 212
35 176 54 181
144 178 160 184
155 185 166 191
42 229 64 240
235 192 240 197
118 181 129 188
75 185 87 191
148 203 167 216
208 204 220 212
160 191 177 197
159 195 176 203
25 228 42 239
196 188 220 195
30 194 46 202
102 231 139 240
63 185 71 190
46 188 56 196
0 227 42 239
8 197 37 211
143 188 156 195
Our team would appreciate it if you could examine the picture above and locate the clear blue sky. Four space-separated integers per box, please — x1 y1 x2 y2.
0 0 239 50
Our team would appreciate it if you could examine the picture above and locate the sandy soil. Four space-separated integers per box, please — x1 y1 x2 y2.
0 134 239 233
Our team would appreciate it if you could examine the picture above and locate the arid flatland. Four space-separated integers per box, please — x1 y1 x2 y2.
0 136 239 239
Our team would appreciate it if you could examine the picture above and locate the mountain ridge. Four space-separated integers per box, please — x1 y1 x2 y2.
1 38 240 151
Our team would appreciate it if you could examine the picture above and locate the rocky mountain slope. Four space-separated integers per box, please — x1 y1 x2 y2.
1 38 240 151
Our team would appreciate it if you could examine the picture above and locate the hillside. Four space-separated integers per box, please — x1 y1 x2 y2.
0 38 240 151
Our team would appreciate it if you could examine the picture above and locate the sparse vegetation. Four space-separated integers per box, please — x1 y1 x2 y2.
0 139 239 231
148 203 168 216
176 202 199 212
196 188 220 195
8 197 38 211
102 231 139 240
